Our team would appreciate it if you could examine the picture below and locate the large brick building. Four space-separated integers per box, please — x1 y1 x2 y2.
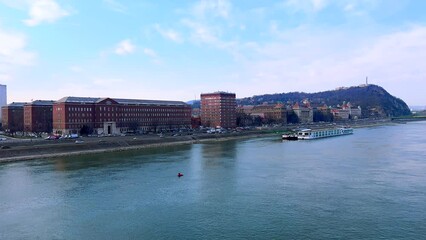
24 100 54 133
1 102 26 133
200 92 236 128
52 97 192 135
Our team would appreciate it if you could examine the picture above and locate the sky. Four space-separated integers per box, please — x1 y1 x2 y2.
0 0 426 106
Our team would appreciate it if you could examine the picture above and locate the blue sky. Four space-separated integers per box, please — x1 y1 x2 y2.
1 0 426 105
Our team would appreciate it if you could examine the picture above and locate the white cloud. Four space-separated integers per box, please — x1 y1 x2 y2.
0 73 11 82
192 0 232 19
344 3 355 12
181 19 219 45
281 0 330 13
180 19 240 60
69 65 83 73
0 27 36 67
142 48 161 64
143 48 157 58
103 0 127 13
236 24 426 104
154 24 183 43
0 0 27 9
115 39 135 55
0 26 36 87
23 0 69 26
311 0 328 11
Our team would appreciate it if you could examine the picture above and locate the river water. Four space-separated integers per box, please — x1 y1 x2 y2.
1 122 426 239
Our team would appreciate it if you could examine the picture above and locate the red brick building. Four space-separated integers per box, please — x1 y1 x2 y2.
200 92 236 128
24 100 54 133
1 102 26 133
52 97 192 135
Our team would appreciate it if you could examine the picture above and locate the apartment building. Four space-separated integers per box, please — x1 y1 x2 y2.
200 92 236 128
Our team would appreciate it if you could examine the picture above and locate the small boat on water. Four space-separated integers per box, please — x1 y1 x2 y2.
297 127 353 140
282 134 298 140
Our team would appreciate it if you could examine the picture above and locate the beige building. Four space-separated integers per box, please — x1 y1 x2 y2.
238 104 287 124
292 101 313 123
332 102 362 120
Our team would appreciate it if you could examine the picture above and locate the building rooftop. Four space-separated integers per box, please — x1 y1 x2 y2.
114 98 188 106
26 100 55 106
201 91 236 96
57 96 101 103
56 96 189 107
6 102 27 107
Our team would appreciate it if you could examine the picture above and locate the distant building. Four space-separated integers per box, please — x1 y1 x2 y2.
0 84 6 122
331 108 350 119
191 108 200 118
24 100 54 133
1 102 26 133
238 103 287 124
201 92 236 128
52 97 192 135
292 100 313 123
331 102 362 120
191 108 201 129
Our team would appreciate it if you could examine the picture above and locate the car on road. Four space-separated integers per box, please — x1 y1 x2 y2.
45 135 60 140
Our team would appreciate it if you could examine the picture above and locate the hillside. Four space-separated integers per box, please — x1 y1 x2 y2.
237 85 411 118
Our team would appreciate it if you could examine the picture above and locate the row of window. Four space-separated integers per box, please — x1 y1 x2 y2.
66 113 189 118
61 124 189 131
63 118 190 124
69 113 92 118
66 106 188 113
68 107 92 112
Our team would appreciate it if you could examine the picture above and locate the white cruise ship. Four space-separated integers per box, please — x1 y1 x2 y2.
297 127 353 140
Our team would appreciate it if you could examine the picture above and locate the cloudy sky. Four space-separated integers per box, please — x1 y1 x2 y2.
1 0 425 105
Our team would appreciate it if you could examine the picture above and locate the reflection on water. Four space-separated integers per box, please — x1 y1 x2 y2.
201 140 238 168
46 144 194 172
1 122 426 239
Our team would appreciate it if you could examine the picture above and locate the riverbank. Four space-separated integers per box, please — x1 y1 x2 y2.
0 118 401 163
0 131 276 163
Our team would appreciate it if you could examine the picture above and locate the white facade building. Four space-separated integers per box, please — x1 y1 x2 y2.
0 84 6 122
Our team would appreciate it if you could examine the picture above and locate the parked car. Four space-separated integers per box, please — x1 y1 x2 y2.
45 135 60 140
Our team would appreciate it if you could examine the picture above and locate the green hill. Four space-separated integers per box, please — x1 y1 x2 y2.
237 85 411 118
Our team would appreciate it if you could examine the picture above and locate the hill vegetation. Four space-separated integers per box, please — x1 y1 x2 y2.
237 85 411 118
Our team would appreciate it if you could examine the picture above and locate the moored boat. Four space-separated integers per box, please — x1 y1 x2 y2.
282 134 298 140
297 127 353 140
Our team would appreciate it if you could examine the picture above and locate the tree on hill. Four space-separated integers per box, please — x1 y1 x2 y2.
237 85 411 118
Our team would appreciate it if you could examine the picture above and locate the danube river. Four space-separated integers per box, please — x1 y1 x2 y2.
1 122 426 239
